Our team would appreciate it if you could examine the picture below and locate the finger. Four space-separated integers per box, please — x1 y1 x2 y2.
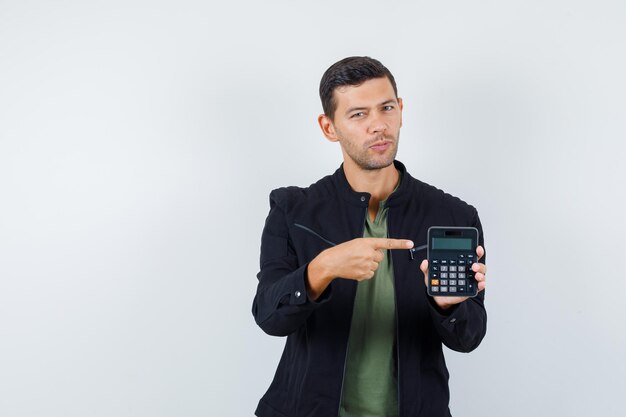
373 249 384 262
477 281 486 292
476 245 485 261
370 261 379 271
368 238 414 250
475 272 486 282
471 262 487 275
363 270 375 280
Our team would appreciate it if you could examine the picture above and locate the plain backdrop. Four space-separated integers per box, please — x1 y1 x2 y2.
1 0 625 416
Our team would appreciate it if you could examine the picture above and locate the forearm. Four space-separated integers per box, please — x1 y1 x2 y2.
253 263 329 336
306 252 335 300
429 295 487 352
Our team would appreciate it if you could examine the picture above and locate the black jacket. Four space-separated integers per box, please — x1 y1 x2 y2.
253 161 487 417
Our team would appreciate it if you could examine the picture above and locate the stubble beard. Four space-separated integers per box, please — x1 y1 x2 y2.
339 132 400 171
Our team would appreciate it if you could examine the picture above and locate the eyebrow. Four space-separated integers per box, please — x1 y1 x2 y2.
344 99 397 115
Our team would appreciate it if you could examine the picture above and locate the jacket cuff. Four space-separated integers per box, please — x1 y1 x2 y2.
426 293 463 327
282 263 332 307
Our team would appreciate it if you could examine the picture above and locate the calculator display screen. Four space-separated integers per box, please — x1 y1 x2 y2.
431 237 472 250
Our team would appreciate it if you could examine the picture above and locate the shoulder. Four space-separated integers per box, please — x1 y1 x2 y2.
405 174 478 220
268 173 336 212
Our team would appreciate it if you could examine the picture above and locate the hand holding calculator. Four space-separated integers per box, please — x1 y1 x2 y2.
426 227 480 298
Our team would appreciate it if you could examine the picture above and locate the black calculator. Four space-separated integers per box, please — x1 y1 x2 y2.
427 227 479 297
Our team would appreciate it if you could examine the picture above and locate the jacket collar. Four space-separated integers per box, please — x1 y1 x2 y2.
332 160 412 208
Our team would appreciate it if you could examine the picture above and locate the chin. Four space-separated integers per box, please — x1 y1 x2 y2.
361 158 395 170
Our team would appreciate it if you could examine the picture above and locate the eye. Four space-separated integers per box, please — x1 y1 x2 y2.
351 111 365 118
383 105 394 111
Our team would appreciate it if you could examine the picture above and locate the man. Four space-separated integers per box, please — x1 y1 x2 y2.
252 56 488 417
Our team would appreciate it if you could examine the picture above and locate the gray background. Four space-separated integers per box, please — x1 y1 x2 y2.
1 0 625 416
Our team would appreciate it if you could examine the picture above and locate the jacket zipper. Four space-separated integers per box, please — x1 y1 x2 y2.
389 209 402 417
336 206 368 417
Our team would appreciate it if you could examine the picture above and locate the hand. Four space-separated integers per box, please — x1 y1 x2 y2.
307 237 414 299
420 245 487 310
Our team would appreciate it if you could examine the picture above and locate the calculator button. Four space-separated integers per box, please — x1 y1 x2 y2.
450 280 457 286
431 273 439 279
467 254 475 260
450 287 457 292
431 266 439 272
449 260 457 265
431 286 439 292
431 279 439 286
459 280 466 286
449 266 457 272
440 266 448 272
440 286 448 292
441 260 448 265
432 259 439 265
458 254 465 259
458 260 466 266
440 273 448 279
459 273 466 279
449 273 457 279
440 280 448 285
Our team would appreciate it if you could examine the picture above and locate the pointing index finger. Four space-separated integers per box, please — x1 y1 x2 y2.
369 238 414 250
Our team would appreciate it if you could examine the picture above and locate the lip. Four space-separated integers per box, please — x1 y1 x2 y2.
369 141 392 151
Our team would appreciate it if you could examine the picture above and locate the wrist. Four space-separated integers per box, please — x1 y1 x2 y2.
306 251 334 300
432 296 455 311
437 301 453 310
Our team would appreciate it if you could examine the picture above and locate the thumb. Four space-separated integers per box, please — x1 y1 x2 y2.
420 259 429 287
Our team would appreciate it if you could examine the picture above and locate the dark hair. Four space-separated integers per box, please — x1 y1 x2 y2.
319 56 398 120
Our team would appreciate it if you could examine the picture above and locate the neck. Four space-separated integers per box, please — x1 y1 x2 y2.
343 159 400 220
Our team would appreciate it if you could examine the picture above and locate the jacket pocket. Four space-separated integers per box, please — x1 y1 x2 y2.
293 223 337 247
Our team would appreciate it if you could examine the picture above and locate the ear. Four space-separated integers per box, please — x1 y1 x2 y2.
398 97 403 128
318 114 339 143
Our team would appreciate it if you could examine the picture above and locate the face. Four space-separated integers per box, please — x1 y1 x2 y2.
319 77 403 170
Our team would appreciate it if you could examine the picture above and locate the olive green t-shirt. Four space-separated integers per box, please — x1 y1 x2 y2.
339 199 398 417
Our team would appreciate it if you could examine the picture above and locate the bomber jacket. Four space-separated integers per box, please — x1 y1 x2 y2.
252 160 487 417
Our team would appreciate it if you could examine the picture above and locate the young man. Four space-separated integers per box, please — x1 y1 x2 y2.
252 57 488 417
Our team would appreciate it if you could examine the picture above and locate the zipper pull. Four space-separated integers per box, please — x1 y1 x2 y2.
408 244 427 260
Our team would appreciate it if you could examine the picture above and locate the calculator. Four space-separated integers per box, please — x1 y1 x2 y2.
427 226 479 297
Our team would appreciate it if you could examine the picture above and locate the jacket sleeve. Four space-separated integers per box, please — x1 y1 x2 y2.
427 208 487 352
251 192 331 337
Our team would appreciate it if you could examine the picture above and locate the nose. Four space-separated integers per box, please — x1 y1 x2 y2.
368 111 387 134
